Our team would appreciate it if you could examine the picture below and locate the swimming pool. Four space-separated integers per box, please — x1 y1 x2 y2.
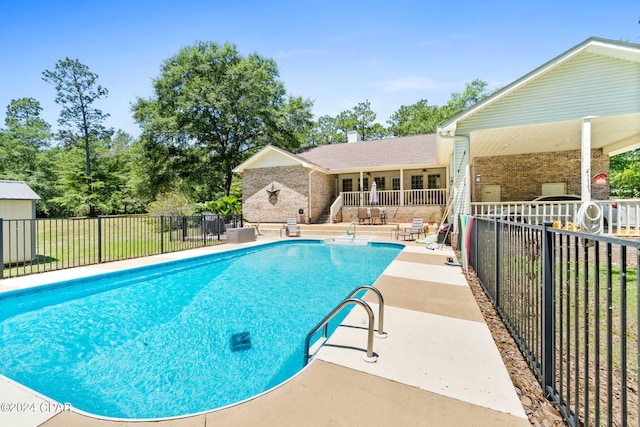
0 240 402 419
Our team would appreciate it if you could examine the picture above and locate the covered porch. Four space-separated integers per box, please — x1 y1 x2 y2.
436 37 640 234
327 165 448 223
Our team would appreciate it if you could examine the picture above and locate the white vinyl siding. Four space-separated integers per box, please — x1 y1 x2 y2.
457 52 640 134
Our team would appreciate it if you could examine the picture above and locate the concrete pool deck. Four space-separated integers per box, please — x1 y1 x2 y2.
0 233 529 426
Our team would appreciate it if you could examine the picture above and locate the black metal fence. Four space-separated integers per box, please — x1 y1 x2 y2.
0 214 243 279
468 217 640 426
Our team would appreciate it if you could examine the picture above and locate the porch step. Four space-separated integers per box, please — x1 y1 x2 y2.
315 206 332 224
316 214 330 224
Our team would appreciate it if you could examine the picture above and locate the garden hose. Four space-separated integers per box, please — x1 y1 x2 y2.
576 202 602 234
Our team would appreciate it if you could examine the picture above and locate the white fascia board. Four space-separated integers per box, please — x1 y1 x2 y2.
233 145 315 173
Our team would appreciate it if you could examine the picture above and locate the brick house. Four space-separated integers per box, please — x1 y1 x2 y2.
235 37 640 225
234 133 445 224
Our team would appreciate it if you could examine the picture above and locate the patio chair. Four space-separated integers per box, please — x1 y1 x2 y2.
357 207 370 224
370 207 380 224
285 217 301 237
397 218 425 241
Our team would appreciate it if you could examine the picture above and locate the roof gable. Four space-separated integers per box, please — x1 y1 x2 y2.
440 37 640 134
233 145 313 173
0 180 41 200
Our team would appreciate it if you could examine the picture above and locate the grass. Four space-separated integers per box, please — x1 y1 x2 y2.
488 224 639 425
2 216 225 278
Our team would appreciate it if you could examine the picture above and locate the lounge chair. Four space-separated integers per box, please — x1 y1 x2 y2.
397 218 425 240
285 218 301 237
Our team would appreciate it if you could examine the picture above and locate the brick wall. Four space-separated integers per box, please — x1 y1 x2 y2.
242 166 309 223
472 149 610 201
340 206 443 224
309 171 334 223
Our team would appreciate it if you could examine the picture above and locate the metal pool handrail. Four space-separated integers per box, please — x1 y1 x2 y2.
345 285 386 338
303 296 378 366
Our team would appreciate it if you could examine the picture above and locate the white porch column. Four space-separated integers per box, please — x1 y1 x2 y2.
581 117 594 202
399 169 404 206
359 171 364 206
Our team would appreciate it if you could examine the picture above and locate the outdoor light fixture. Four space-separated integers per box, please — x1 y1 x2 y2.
475 174 481 182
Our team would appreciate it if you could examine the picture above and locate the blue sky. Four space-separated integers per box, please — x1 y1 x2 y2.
1 1 638 137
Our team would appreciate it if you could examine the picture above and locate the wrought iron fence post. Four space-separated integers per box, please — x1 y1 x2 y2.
494 217 500 307
182 216 188 241
97 216 102 263
201 214 206 246
160 216 165 254
541 221 555 395
0 218 3 279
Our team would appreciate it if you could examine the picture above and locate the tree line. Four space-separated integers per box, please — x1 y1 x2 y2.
1 41 637 218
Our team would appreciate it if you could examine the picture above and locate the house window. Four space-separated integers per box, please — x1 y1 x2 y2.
411 175 424 189
392 178 400 190
428 174 441 189
342 179 353 192
374 177 385 190
358 178 369 191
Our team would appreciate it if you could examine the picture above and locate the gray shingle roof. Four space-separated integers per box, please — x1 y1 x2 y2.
294 134 436 171
0 180 41 200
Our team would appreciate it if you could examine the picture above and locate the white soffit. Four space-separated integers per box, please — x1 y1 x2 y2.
469 112 640 158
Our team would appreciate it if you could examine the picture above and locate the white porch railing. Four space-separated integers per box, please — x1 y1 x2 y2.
329 193 343 224
472 199 640 236
341 189 447 207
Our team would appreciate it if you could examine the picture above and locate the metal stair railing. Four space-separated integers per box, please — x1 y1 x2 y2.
345 285 386 338
303 286 385 365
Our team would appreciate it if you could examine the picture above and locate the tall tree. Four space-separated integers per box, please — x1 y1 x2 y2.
387 99 447 136
4 97 51 149
43 58 113 216
444 78 490 117
318 100 389 143
133 41 313 197
387 79 492 137
0 98 61 216
305 115 343 146
1 98 51 176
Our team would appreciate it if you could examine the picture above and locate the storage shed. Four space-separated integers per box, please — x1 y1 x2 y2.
0 180 40 264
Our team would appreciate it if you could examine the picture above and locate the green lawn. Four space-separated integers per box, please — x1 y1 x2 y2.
2 216 225 278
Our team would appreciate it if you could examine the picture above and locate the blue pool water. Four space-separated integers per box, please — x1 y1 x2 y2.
0 240 402 419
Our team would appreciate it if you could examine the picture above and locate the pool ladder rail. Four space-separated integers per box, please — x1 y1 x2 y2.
304 285 386 366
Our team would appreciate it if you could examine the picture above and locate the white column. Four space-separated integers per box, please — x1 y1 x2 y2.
359 171 364 206
581 117 594 202
399 169 404 206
